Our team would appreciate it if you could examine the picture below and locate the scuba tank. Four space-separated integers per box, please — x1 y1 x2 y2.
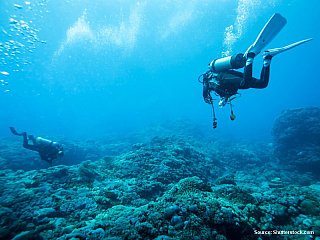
36 137 64 157
209 53 246 73
36 137 56 146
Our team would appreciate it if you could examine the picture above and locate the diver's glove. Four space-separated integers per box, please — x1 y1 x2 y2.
204 95 213 104
218 97 228 107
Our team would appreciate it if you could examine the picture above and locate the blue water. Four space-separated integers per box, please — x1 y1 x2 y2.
1 0 320 141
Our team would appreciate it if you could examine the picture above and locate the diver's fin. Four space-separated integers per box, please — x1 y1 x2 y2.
10 127 19 135
263 38 313 58
9 127 24 136
244 13 287 57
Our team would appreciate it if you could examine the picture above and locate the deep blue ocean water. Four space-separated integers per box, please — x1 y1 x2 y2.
1 0 319 141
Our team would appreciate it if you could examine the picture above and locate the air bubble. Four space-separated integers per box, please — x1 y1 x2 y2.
9 18 18 24
14 4 23 9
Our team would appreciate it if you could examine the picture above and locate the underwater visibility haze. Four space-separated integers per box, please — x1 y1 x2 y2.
1 0 319 139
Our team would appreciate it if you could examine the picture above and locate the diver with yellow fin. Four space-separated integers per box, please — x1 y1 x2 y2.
199 13 312 128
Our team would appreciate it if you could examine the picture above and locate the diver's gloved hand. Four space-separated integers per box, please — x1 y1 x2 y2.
219 97 228 107
204 97 213 104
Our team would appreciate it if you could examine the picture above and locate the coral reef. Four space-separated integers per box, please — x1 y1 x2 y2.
0 110 320 239
272 107 320 174
0 159 319 239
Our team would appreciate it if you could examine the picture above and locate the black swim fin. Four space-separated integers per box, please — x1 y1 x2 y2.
9 127 24 136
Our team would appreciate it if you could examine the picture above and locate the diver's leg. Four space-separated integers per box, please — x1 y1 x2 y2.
23 134 40 151
13 130 39 151
251 55 272 89
241 52 255 88
22 132 30 148
28 135 37 145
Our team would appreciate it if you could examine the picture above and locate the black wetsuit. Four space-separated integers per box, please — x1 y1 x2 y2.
10 127 63 165
203 53 272 102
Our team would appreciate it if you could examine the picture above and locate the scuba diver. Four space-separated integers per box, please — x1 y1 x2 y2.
9 127 64 165
199 13 312 128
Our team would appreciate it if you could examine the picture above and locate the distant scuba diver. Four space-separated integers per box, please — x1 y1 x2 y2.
9 127 64 165
198 13 312 128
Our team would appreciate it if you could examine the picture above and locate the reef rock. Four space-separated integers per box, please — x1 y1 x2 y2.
271 107 320 173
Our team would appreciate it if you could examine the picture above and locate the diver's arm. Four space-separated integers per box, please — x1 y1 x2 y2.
203 84 212 104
